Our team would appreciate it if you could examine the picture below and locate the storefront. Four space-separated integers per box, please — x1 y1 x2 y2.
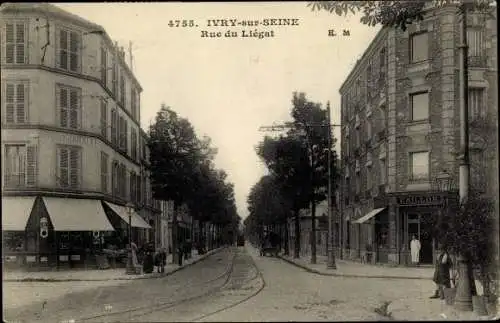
346 191 458 266
2 196 152 269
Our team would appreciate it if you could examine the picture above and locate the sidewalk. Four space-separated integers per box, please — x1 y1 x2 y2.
278 253 434 279
3 247 225 282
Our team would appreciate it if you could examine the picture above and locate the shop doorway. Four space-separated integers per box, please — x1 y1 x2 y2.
406 213 434 264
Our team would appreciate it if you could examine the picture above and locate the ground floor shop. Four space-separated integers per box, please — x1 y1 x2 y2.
341 191 458 266
2 195 153 269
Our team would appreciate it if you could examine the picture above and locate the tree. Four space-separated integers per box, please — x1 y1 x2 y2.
257 134 311 258
148 104 201 262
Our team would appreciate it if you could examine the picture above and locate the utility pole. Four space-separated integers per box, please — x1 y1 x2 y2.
454 2 476 312
326 102 337 269
259 111 341 267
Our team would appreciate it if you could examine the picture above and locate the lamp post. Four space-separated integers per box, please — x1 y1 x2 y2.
326 102 337 269
125 202 135 275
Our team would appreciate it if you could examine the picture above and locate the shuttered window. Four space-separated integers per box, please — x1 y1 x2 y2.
100 47 107 85
101 152 108 193
5 22 26 64
100 100 107 138
118 116 128 151
111 108 118 145
57 28 81 72
130 171 136 203
3 145 36 188
112 58 118 97
112 161 119 196
469 88 485 119
131 89 137 120
4 81 28 124
57 146 81 189
131 129 137 160
120 74 126 107
58 85 80 129
136 173 141 204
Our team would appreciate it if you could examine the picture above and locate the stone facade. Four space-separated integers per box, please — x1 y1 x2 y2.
339 6 497 265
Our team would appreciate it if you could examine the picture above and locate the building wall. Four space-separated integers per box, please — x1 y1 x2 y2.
339 6 497 263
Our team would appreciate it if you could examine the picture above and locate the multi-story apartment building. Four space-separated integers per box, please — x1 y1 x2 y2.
1 3 160 268
339 5 497 265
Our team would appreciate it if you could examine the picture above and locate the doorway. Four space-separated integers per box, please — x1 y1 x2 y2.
406 213 433 264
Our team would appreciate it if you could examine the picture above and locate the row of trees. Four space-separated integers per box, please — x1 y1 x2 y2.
245 92 339 264
148 104 241 261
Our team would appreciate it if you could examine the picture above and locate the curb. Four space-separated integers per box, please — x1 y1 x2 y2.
277 255 429 280
4 247 227 282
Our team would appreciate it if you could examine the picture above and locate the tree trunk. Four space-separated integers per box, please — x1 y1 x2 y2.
172 202 179 264
294 208 300 258
284 220 290 256
311 199 317 264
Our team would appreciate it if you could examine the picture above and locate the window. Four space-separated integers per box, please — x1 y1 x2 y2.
3 145 37 187
131 129 137 160
366 119 372 139
345 133 350 157
379 158 386 184
367 167 372 190
101 152 108 193
57 146 81 188
120 74 126 107
4 81 27 124
100 100 107 138
355 173 361 194
410 92 429 121
467 28 485 66
112 160 119 196
111 109 118 145
112 58 118 96
136 173 142 204
379 105 386 129
121 164 128 199
57 85 80 129
469 88 485 119
130 171 136 203
57 28 81 72
410 32 428 63
379 47 386 68
119 116 128 151
131 89 137 120
409 151 429 181
100 47 107 85
355 129 360 148
5 22 27 64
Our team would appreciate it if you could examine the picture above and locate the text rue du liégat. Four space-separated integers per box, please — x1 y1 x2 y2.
201 18 300 39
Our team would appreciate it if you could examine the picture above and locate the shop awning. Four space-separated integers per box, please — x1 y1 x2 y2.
104 202 152 229
2 196 36 231
43 197 115 231
354 208 386 224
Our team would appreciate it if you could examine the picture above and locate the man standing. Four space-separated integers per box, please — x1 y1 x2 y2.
410 235 421 266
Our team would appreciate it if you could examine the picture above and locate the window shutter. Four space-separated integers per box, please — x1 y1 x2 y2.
59 29 68 70
58 148 69 187
26 145 37 186
101 48 107 84
15 23 25 64
16 83 25 123
100 100 107 137
69 148 80 188
59 87 68 127
101 152 108 192
6 23 14 63
69 31 80 72
5 83 15 123
69 89 79 129
125 120 128 152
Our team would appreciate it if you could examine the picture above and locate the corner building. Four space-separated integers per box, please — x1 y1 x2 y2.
1 3 160 268
339 5 497 265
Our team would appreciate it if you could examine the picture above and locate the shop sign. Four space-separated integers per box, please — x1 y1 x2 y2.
397 194 444 206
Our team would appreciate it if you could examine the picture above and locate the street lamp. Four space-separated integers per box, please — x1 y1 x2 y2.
125 202 135 275
326 102 337 269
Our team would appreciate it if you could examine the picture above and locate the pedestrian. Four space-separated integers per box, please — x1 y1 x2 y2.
430 244 453 299
142 244 154 274
410 235 421 266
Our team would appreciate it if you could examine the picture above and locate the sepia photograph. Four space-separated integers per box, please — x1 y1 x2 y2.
1 1 499 322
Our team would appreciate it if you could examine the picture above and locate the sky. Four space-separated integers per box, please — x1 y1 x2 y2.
56 2 380 220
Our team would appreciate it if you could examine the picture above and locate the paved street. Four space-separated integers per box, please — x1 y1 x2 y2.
4 246 493 322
